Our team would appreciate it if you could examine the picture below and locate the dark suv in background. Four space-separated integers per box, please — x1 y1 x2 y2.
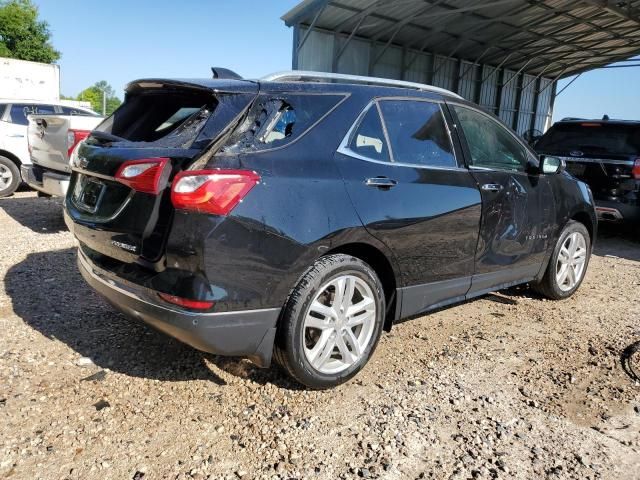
535 118 640 224
64 70 596 388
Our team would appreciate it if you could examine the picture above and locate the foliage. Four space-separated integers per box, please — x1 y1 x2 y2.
0 0 59 63
77 81 122 116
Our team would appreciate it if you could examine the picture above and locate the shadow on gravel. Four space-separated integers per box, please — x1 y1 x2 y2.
5 247 229 384
0 194 67 234
594 223 640 263
621 341 640 383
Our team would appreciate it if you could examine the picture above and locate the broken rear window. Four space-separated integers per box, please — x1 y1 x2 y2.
221 93 346 154
88 90 255 150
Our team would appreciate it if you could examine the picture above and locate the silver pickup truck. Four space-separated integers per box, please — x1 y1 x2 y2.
23 113 103 197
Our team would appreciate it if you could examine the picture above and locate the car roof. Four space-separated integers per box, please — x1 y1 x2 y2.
557 119 640 126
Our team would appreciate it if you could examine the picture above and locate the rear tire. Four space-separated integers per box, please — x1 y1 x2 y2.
0 156 20 198
274 254 385 389
532 220 591 300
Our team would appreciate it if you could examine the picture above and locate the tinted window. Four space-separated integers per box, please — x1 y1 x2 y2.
453 106 527 172
347 105 390 162
8 104 56 126
535 123 640 156
379 100 455 167
61 106 98 117
222 94 345 153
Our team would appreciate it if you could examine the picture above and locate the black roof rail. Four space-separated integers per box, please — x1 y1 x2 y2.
211 67 243 80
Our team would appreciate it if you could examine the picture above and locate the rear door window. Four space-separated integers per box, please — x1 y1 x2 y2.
8 104 56 125
535 123 640 156
378 100 455 167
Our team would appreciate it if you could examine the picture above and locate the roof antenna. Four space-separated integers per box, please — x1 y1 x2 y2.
602 114 610 121
211 67 243 80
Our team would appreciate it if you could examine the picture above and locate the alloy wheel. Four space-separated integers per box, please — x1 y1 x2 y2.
303 274 377 374
0 164 12 189
556 231 587 292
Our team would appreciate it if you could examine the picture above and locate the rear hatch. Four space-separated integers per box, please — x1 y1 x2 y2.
28 114 103 173
535 121 640 200
64 78 258 266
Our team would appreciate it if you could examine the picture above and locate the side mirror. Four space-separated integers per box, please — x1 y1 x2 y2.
540 155 565 174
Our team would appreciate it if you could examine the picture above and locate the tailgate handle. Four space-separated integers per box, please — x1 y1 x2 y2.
365 177 397 189
481 183 503 192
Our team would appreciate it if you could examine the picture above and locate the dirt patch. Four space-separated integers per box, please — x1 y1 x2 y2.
1 191 639 479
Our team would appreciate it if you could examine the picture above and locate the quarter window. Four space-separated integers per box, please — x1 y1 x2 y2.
378 100 455 167
453 105 527 172
347 105 390 162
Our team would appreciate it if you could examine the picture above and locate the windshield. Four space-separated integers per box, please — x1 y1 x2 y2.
536 123 640 156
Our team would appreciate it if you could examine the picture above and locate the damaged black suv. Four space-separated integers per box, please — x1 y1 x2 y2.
64 70 596 388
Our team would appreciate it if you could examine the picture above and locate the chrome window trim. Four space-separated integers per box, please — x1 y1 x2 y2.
338 96 463 171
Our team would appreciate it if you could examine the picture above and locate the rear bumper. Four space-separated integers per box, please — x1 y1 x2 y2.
21 164 70 197
595 199 640 223
77 250 280 367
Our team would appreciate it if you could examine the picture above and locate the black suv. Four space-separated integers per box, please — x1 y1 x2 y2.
535 118 640 224
64 71 596 388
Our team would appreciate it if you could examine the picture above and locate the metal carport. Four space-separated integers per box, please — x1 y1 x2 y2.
282 0 640 136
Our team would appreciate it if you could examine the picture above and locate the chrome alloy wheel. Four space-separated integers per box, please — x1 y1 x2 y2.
556 231 588 292
303 274 377 374
0 164 12 190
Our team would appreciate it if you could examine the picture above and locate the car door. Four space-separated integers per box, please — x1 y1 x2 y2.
449 103 555 295
335 97 482 317
1 103 57 165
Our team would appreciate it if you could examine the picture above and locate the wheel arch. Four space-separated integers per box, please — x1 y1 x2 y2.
0 149 22 167
323 242 399 331
570 210 595 243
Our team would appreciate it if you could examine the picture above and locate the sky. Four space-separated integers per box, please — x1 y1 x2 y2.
34 0 639 123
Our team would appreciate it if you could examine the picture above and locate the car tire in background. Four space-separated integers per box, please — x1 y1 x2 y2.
275 254 385 389
533 220 591 300
0 156 20 198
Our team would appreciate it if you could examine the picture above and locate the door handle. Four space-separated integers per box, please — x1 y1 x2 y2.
481 183 503 192
365 177 397 189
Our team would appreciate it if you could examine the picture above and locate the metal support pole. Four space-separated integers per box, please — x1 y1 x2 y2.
296 6 326 54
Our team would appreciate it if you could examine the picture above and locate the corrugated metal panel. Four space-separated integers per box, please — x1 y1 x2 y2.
296 27 334 72
372 45 402 79
336 37 370 76
535 78 554 133
403 51 432 84
479 66 498 111
432 56 457 91
458 61 478 100
498 69 518 126
516 74 537 135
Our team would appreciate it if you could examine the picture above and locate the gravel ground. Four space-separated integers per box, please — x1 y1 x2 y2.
1 191 639 480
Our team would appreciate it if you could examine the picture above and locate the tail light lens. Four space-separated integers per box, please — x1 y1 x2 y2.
115 158 169 194
158 293 214 310
171 169 260 215
67 129 91 157
632 158 640 179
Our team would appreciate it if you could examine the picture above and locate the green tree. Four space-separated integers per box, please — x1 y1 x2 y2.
0 0 60 63
77 81 122 116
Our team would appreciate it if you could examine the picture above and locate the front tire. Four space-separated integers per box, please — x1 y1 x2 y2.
533 220 591 299
0 156 20 198
275 254 385 389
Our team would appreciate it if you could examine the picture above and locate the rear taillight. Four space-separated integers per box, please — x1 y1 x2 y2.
171 169 260 215
67 129 91 157
632 158 640 179
158 293 214 310
115 158 169 194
